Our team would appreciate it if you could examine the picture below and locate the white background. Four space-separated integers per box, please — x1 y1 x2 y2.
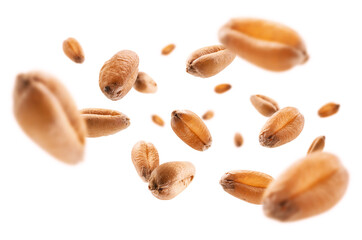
1 0 361 239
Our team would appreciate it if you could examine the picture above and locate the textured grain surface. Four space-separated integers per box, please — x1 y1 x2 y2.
219 18 308 71
263 152 349 222
259 107 304 148
318 103 340 118
134 72 157 93
99 50 139 101
148 161 195 200
220 170 273 204
186 45 235 78
307 136 326 154
250 94 279 117
131 141 159 182
13 71 86 164
80 108 130 137
62 37 85 63
171 110 212 151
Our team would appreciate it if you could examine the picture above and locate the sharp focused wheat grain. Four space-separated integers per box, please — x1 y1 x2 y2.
318 103 340 118
307 136 325 154
99 50 139 101
13 71 86 164
186 45 236 78
220 170 273 204
62 37 85 63
219 18 309 71
263 152 349 222
132 141 160 182
250 94 279 117
171 110 212 151
148 161 195 200
259 107 304 148
80 108 130 137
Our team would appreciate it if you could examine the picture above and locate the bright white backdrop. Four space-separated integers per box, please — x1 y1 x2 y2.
1 0 361 239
